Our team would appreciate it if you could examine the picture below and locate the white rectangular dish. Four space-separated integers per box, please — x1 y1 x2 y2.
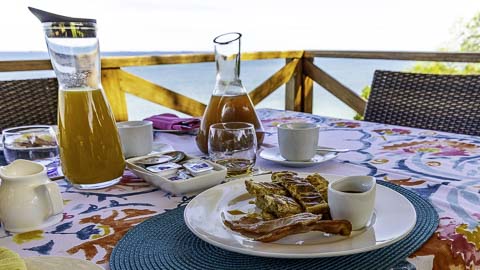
126 152 227 194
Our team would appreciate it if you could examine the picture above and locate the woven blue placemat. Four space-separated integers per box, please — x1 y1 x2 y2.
110 181 438 270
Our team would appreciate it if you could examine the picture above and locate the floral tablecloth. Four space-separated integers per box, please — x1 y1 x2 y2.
0 108 479 270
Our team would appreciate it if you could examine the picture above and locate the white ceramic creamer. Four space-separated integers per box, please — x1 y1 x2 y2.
0 159 63 233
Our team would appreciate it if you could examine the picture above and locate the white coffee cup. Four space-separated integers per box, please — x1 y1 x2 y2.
117 121 153 158
328 176 376 230
277 122 320 161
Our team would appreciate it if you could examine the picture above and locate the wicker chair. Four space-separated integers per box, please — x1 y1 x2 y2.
0 78 58 132
364 70 480 136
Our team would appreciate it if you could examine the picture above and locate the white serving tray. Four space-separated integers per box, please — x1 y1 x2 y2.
126 152 227 194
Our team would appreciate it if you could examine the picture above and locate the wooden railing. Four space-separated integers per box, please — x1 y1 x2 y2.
2 50 480 121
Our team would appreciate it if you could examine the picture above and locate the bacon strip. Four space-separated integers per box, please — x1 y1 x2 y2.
224 212 351 243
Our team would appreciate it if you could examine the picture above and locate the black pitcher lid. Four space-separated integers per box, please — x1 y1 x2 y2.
28 7 96 23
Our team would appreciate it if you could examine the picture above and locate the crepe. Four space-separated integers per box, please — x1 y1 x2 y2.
271 171 298 183
245 180 288 196
276 175 329 215
255 194 303 218
305 173 329 201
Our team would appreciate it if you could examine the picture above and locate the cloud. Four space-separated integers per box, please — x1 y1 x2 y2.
2 0 479 52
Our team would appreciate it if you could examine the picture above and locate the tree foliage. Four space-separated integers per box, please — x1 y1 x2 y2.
354 12 480 120
408 12 480 74
409 62 480 75
460 13 480 52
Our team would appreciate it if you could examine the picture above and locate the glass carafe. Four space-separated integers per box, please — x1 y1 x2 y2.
35 11 125 189
196 32 264 153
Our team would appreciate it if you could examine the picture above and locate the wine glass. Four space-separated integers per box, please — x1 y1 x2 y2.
208 122 257 177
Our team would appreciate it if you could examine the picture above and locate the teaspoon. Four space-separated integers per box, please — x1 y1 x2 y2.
135 151 186 166
316 147 351 153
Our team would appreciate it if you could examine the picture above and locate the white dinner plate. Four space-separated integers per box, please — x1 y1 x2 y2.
259 147 337 167
184 173 417 258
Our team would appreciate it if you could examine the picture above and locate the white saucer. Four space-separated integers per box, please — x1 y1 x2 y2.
259 147 337 167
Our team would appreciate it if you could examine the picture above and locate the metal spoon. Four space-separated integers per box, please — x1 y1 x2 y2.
163 151 186 163
316 147 351 153
135 151 186 166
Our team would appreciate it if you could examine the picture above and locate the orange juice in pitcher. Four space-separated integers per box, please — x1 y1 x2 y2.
31 7 125 189
58 88 125 186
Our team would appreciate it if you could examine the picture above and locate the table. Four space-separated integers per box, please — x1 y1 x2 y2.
1 108 479 270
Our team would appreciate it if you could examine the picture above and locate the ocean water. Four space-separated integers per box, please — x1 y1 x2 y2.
0 52 414 120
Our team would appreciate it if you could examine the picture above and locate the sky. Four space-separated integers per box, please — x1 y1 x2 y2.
2 0 480 53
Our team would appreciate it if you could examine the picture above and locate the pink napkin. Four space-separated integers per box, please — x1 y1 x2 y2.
144 113 201 131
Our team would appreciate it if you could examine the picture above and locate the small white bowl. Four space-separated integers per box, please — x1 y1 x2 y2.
126 153 227 195
328 176 376 230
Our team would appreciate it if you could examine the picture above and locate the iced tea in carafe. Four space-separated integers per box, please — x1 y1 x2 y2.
196 32 264 153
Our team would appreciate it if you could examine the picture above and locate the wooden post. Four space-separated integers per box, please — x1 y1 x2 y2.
101 68 129 121
303 60 366 115
302 57 314 113
285 58 303 111
249 59 299 106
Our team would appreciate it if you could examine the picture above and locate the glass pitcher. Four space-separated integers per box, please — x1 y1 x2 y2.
196 32 264 153
31 8 125 189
